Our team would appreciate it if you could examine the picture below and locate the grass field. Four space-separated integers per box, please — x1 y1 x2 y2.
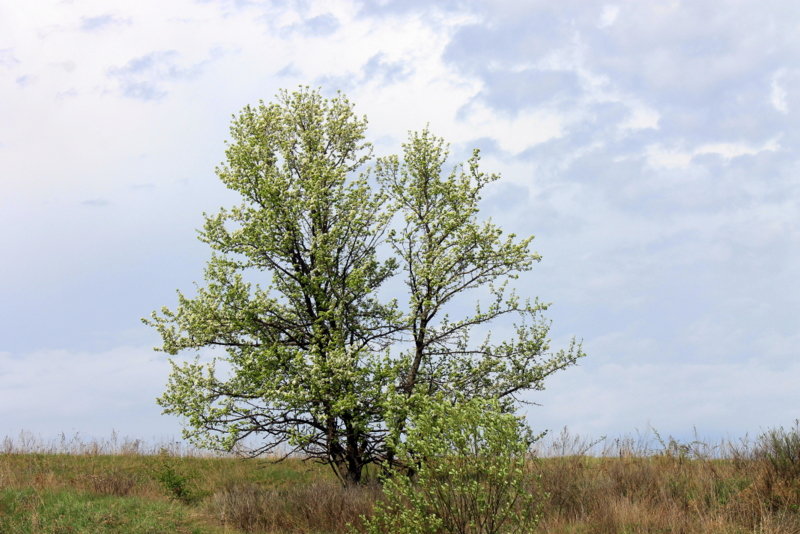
1 427 799 533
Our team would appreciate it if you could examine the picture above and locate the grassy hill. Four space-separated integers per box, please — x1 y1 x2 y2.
1 428 799 533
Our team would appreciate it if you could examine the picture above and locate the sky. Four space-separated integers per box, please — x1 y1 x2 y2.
1 0 798 448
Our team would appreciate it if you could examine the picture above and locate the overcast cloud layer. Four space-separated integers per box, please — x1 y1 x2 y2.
1 0 797 444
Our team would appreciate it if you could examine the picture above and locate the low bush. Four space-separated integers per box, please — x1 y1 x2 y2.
757 421 800 483
153 453 205 504
363 396 541 534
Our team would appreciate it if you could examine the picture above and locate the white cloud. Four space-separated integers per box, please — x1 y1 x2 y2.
598 4 620 28
462 101 566 154
695 138 781 158
771 69 789 114
619 102 660 131
643 144 693 169
1 0 799 444
645 137 781 170
528 355 800 440
0 0 479 199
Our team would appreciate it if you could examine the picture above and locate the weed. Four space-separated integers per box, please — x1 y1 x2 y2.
756 421 800 483
153 454 204 504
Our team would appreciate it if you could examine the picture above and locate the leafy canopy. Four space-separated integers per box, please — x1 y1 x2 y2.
145 87 583 485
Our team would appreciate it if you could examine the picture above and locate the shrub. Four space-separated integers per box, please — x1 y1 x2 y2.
153 455 203 504
363 396 541 534
756 421 800 483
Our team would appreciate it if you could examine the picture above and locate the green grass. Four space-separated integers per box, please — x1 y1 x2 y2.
0 452 332 534
0 487 228 534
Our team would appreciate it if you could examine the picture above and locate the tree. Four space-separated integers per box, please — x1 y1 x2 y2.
375 130 582 466
145 87 584 485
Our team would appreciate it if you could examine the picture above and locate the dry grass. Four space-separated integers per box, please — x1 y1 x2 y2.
531 425 800 534
2 425 799 533
0 429 212 456
207 481 379 533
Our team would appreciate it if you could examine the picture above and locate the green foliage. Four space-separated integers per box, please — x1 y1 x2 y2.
756 420 800 482
363 396 541 534
153 454 204 504
145 86 584 484
376 130 577 403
